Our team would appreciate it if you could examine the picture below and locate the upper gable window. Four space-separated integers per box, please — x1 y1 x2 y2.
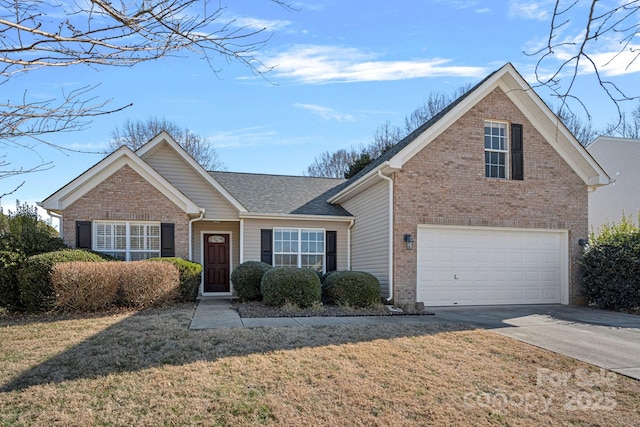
484 121 508 179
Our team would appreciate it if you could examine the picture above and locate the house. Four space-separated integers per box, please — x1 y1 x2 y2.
587 136 640 232
39 63 609 306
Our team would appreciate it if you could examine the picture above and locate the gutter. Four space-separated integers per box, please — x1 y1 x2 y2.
347 218 355 270
46 210 63 239
188 209 205 260
377 170 394 302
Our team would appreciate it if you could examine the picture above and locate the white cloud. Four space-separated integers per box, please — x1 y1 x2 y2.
207 126 278 148
508 1 550 21
264 45 488 84
229 16 292 32
294 103 355 121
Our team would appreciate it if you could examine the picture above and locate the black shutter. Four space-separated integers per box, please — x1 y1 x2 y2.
76 221 92 249
260 229 273 265
511 123 524 180
161 223 175 257
326 231 337 272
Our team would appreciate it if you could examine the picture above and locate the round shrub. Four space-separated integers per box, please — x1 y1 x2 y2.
260 267 321 308
581 219 640 310
147 257 202 302
231 261 272 301
18 249 107 312
323 270 381 308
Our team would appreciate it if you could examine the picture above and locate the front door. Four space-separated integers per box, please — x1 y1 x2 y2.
204 234 230 293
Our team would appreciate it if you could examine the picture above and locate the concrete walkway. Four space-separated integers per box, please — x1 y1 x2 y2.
188 298 441 330
189 299 640 380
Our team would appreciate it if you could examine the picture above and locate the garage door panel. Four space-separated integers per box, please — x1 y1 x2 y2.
417 227 563 306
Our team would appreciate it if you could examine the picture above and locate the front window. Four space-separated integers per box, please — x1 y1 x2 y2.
94 221 160 260
484 121 508 179
274 228 325 272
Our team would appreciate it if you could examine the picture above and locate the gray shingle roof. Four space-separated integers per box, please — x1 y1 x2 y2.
209 171 352 217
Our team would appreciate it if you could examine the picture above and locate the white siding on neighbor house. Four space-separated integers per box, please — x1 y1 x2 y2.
588 137 640 232
242 218 349 271
341 180 390 297
143 144 239 219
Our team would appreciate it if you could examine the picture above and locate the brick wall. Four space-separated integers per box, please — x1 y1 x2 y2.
393 87 588 305
62 165 190 259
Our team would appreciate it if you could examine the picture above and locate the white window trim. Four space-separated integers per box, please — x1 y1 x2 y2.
484 120 509 179
93 221 161 261
273 227 326 273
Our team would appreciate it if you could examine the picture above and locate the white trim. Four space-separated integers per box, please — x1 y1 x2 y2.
347 218 355 270
136 132 248 213
200 230 234 296
416 224 569 305
188 209 205 260
239 212 355 222
484 120 510 180
40 147 201 214
239 219 244 264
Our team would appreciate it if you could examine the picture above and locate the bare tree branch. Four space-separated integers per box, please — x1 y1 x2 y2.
0 0 290 181
528 0 640 122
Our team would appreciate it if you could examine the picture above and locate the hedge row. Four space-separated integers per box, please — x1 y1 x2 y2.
146 257 202 302
230 261 381 308
52 261 180 311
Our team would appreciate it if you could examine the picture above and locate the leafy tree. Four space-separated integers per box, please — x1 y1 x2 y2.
109 117 226 170
0 201 65 256
344 152 373 179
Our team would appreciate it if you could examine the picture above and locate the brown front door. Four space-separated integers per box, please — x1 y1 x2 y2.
204 234 230 293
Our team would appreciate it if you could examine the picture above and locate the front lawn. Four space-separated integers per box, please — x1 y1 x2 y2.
1 305 638 426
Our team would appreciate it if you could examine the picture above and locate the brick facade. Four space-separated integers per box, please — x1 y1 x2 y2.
392 88 588 305
62 165 190 259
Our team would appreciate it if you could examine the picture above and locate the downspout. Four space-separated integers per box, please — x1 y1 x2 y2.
46 210 63 240
188 209 205 260
377 170 394 302
347 218 355 270
239 218 244 264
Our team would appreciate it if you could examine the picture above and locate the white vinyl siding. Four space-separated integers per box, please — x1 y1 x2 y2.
94 221 160 260
191 221 240 267
242 219 349 270
143 144 239 219
340 180 390 297
588 137 640 233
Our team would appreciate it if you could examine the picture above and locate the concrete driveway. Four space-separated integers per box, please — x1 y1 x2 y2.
428 305 640 380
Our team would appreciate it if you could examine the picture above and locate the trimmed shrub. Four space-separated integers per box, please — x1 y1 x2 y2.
51 262 121 312
51 261 180 311
147 257 202 302
323 270 381 308
260 267 321 308
117 261 180 308
18 249 107 312
581 216 640 310
231 261 272 301
0 250 26 310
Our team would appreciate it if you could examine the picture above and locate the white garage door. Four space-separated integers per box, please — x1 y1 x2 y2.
417 226 566 306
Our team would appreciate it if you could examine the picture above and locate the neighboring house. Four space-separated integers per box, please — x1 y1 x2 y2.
40 63 609 306
587 136 640 232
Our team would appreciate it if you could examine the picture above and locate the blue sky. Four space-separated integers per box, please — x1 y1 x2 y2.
2 0 639 223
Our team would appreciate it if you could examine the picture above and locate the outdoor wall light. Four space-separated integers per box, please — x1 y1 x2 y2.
403 234 415 250
578 238 588 247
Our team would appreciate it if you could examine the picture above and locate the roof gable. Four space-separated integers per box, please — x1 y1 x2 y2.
136 131 248 213
40 146 200 214
330 63 610 203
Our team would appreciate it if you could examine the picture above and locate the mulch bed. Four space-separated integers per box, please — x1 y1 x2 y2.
232 301 434 318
